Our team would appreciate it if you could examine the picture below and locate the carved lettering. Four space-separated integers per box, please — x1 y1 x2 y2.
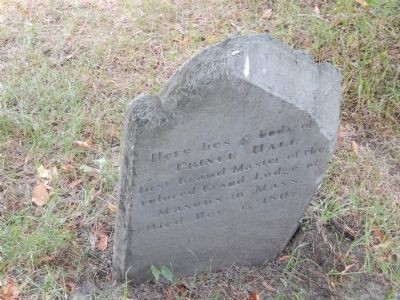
201 140 231 151
203 175 245 192
252 139 296 154
137 123 328 233
259 125 292 138
151 149 191 163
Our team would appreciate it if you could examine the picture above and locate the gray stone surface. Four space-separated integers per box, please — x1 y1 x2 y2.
112 34 341 283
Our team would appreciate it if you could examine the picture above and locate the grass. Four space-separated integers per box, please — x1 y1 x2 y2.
272 0 399 129
317 144 400 284
0 211 70 273
0 0 399 298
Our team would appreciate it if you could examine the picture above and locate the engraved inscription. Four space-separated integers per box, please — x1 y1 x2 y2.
134 121 329 232
113 35 341 284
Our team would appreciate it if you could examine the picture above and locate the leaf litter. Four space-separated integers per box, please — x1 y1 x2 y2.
1 279 20 300
31 182 51 206
74 139 93 150
92 223 109 252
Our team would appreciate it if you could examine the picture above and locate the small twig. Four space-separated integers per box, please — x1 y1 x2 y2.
328 219 357 240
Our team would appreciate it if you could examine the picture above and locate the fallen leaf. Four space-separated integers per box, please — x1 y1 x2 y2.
174 284 188 296
262 281 276 292
96 233 108 251
162 287 174 300
313 5 320 15
74 139 93 149
262 8 272 21
351 141 359 157
278 255 290 261
67 179 82 189
2 279 20 300
37 165 57 180
39 256 54 263
248 290 260 300
372 229 384 239
15 2 29 17
37 164 50 179
65 281 76 292
61 162 73 171
93 225 108 251
107 202 117 214
371 229 385 244
355 0 368 7
32 183 50 206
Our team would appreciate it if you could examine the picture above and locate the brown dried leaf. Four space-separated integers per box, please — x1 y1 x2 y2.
61 162 74 171
74 139 93 149
278 255 290 261
96 232 108 251
15 2 29 17
313 5 320 15
39 256 54 263
174 284 188 296
371 229 385 244
262 8 272 21
65 281 76 293
355 0 368 7
2 279 20 300
107 202 117 214
32 183 50 206
248 291 260 300
162 287 174 300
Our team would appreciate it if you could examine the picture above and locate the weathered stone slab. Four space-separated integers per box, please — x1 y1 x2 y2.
113 35 341 283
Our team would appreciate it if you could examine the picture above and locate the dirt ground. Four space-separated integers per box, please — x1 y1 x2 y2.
71 214 393 299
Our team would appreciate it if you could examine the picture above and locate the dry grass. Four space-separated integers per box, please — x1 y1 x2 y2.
0 0 399 299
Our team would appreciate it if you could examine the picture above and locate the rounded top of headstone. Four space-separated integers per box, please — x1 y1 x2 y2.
156 34 341 146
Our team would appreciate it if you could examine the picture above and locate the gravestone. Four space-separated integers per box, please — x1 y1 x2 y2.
113 35 341 283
